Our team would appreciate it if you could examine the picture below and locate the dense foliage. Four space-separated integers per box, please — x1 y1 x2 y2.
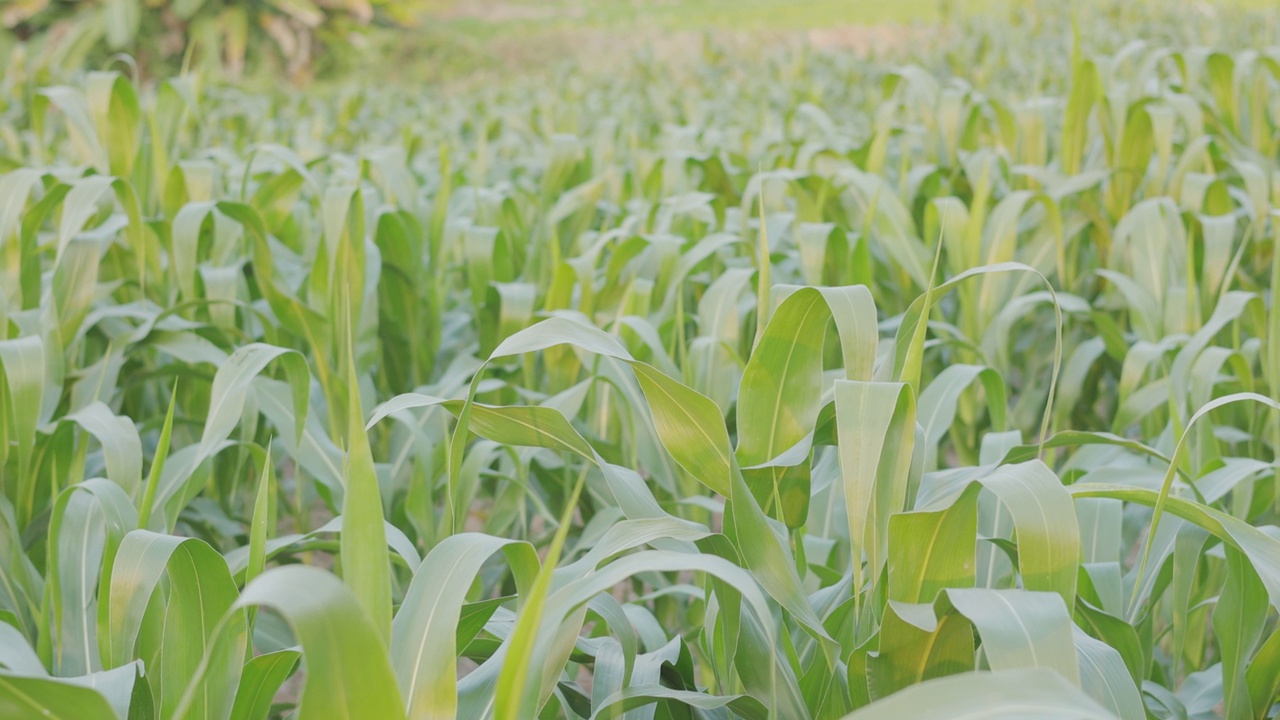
1 12 1280 720
1 0 421 80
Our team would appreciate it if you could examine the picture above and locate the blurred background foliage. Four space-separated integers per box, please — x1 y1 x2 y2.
3 0 1278 88
0 0 440 82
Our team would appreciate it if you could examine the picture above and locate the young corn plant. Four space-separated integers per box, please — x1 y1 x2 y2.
1 13 1280 720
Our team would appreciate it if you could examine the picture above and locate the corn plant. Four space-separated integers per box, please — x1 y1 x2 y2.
1 12 1279 720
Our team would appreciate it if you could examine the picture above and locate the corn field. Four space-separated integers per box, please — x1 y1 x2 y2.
1 14 1280 720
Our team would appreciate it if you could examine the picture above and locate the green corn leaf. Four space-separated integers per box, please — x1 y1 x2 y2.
234 566 407 720
197 344 309 464
937 588 1080 687
340 339 392 645
0 336 44 524
840 668 1114 719
978 461 1080 607
101 531 246 719
392 534 537 720
493 467 586 720
1073 628 1145 720
1214 547 1267 720
0 673 120 720
229 650 300 720
47 479 137 677
835 380 916 605
866 601 974 700
887 483 980 604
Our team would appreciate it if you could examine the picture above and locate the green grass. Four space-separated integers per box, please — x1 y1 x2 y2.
370 0 1280 85
458 0 958 31
0 4 1279 720
423 0 1276 43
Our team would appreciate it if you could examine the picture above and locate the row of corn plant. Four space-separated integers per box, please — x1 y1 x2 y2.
1 15 1279 720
